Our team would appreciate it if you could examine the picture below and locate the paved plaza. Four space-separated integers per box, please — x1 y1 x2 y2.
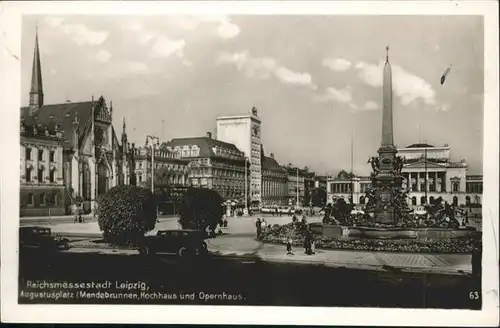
30 214 473 275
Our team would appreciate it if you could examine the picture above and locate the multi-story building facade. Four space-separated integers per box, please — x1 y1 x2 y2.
20 121 66 216
327 144 483 207
216 107 262 210
21 30 134 215
132 145 189 214
286 165 307 207
261 152 288 206
133 146 189 187
164 133 249 202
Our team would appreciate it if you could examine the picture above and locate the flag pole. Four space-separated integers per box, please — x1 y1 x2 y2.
350 134 354 204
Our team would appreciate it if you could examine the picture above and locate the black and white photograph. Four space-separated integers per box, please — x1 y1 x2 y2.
1 1 498 325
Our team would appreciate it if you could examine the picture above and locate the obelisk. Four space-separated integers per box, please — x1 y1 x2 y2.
374 47 398 224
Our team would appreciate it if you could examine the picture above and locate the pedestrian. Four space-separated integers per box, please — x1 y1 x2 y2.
223 218 228 228
286 238 294 255
305 238 311 255
261 219 267 230
255 218 262 239
311 239 316 255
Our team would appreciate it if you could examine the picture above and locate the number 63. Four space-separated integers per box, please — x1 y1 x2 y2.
469 291 480 299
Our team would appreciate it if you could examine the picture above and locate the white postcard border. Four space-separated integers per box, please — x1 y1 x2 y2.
1 1 498 325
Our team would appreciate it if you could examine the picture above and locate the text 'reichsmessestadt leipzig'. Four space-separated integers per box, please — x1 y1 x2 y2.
19 30 483 217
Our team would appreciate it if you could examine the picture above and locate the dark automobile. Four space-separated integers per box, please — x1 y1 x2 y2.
138 229 208 257
19 226 70 251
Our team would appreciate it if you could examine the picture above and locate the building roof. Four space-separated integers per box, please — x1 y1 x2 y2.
165 137 243 158
406 143 434 148
21 101 94 150
21 96 117 152
262 156 281 170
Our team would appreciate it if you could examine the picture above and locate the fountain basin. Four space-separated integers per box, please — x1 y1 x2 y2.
321 224 477 240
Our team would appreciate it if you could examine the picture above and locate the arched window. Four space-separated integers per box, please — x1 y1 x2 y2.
452 181 459 192
412 196 417 206
49 168 56 183
465 196 471 206
38 165 44 183
420 196 426 205
25 166 33 182
453 196 458 206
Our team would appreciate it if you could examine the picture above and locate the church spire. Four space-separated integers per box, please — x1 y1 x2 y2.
29 26 44 111
121 117 128 153
122 117 127 136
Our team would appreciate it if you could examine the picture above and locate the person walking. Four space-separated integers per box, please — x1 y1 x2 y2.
261 218 267 230
286 238 294 255
255 218 262 239
311 239 316 255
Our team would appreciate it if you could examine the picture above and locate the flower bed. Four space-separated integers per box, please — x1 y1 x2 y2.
71 239 138 250
259 223 480 254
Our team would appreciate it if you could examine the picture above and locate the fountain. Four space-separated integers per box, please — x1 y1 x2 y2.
322 47 476 241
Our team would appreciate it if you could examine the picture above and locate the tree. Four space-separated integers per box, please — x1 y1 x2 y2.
178 187 223 232
97 185 157 244
310 187 327 207
140 167 174 189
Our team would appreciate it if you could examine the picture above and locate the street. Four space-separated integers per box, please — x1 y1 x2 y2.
22 214 474 274
18 247 481 308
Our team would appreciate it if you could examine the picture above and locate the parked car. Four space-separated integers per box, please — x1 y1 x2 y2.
19 226 70 251
138 229 208 257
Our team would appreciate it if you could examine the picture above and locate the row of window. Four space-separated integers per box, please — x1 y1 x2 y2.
24 167 57 183
135 162 187 171
25 148 56 162
466 183 483 193
25 193 58 206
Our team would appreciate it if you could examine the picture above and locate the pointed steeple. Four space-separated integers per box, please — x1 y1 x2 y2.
121 117 128 154
29 26 44 111
122 117 126 135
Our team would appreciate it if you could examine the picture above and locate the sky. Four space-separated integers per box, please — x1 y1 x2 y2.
21 15 484 175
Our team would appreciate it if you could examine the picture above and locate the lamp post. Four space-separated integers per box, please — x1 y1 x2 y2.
244 156 249 216
145 135 160 194
296 167 300 208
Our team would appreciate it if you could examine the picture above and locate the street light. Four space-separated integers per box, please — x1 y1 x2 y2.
244 156 249 215
296 167 300 208
145 135 160 194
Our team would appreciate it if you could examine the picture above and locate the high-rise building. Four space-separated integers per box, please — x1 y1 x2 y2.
216 107 262 210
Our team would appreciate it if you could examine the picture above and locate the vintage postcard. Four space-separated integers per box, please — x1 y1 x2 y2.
1 1 498 325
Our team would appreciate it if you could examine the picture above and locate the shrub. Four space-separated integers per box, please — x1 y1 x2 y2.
178 187 223 232
97 185 157 245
